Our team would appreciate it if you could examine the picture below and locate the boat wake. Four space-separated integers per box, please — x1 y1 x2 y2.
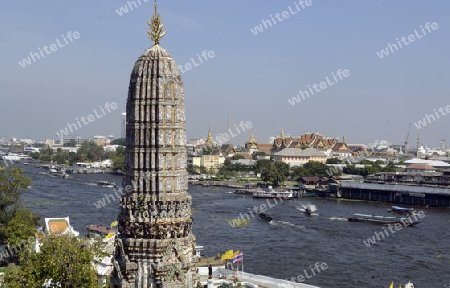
270 220 305 229
85 183 99 186
329 217 347 221
296 205 319 216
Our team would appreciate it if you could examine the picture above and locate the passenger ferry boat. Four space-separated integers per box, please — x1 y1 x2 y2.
347 213 420 226
2 153 25 161
252 186 293 199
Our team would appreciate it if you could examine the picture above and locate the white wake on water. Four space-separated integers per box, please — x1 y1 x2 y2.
270 220 305 229
329 217 347 221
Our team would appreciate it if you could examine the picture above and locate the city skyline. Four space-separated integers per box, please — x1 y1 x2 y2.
1 1 449 148
0 110 448 148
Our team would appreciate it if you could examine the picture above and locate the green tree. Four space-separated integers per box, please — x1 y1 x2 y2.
187 164 195 174
40 146 53 156
0 164 32 232
207 167 216 175
360 159 373 165
76 141 104 162
326 158 342 164
111 138 126 146
53 149 69 165
0 163 39 265
232 154 246 160
252 151 267 160
109 146 126 172
116 146 125 156
68 152 78 165
254 159 272 175
291 161 332 178
274 161 290 179
63 139 77 147
1 207 39 248
29 152 40 160
202 146 213 155
343 161 383 177
40 155 52 162
199 166 208 174
382 163 397 172
3 234 99 287
258 161 289 186
110 153 125 172
187 165 201 175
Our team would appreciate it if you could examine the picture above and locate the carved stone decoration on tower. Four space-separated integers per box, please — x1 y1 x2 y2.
112 3 198 287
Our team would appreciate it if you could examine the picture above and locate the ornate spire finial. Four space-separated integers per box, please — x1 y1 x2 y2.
147 0 166 45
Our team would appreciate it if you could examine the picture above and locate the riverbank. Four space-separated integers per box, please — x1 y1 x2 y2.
19 160 114 174
189 180 248 189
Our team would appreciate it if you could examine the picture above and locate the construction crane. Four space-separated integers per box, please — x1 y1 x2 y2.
421 125 445 150
404 123 411 151
441 132 448 151
416 128 420 149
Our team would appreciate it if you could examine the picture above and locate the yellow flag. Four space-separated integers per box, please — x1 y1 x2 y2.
110 220 118 227
221 250 234 260
232 250 241 257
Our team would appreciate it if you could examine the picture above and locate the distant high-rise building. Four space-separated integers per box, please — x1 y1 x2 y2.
93 135 107 146
121 112 126 139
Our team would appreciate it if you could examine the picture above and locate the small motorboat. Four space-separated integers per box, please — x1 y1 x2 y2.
97 181 118 188
49 169 70 178
301 204 316 216
257 211 273 222
389 206 414 215
305 205 312 216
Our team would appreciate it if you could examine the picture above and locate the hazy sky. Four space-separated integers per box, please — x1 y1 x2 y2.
1 0 449 148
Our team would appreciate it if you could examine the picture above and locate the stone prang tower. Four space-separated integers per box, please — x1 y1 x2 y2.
112 2 198 287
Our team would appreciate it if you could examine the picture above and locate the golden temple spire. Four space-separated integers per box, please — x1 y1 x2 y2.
245 131 258 149
147 0 166 45
206 123 214 146
281 127 285 139
206 131 214 146
249 131 257 143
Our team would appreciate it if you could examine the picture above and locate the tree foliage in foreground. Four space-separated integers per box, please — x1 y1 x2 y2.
0 164 35 245
3 234 99 288
1 207 39 249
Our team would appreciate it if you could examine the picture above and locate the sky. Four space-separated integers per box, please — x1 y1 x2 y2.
1 0 450 148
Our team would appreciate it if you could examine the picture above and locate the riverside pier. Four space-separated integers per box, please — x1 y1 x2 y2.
340 181 450 207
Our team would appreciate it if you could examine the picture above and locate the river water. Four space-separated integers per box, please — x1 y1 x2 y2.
18 164 450 288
